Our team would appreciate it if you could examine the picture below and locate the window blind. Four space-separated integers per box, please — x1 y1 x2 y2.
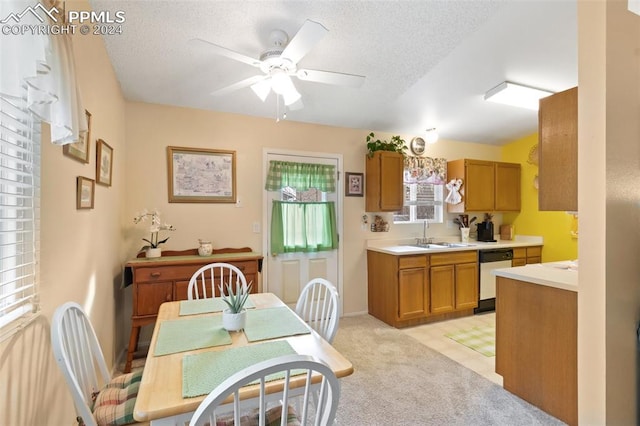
0 90 41 341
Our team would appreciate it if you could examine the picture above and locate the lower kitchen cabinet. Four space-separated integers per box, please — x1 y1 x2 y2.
367 249 477 328
512 245 543 266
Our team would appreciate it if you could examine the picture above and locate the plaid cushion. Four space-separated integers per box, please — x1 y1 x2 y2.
215 405 300 426
92 370 142 426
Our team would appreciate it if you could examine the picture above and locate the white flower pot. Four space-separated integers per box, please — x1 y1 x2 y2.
222 309 246 331
146 247 162 258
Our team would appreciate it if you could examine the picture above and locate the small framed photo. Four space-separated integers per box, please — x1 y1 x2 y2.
96 139 113 187
345 172 364 197
76 176 95 209
167 146 236 203
63 110 91 163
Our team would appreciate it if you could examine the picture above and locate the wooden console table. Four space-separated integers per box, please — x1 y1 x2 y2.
123 247 263 373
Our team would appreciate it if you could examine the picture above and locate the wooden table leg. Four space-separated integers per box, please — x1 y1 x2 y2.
124 325 140 373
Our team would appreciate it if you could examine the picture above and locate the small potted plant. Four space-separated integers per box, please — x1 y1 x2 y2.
133 209 176 258
220 281 253 331
366 132 407 158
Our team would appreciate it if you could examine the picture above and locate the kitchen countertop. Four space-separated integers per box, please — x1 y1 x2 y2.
366 235 543 255
493 260 578 292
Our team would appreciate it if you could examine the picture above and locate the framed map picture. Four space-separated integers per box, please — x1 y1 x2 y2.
63 110 91 163
96 139 113 186
167 146 236 203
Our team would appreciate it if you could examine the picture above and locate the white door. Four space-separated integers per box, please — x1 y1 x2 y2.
262 149 342 312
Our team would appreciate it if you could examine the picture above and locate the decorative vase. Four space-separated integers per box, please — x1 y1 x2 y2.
146 247 162 258
222 309 246 331
198 239 213 256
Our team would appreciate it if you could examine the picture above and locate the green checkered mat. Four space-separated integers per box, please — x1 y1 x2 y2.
445 325 495 357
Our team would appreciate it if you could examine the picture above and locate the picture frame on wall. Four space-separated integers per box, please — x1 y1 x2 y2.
96 139 113 187
63 110 91 163
345 172 364 197
167 146 237 203
76 176 95 209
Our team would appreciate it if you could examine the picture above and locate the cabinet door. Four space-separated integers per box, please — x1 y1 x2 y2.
136 282 173 316
495 162 521 211
366 152 404 212
455 262 478 310
430 265 455 314
398 267 428 320
512 258 527 267
464 160 495 211
539 87 577 211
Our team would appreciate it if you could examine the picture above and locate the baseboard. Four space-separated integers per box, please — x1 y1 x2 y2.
343 310 368 317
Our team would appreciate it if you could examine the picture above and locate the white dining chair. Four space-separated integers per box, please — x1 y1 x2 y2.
187 262 249 300
295 278 340 344
51 302 143 426
189 354 340 426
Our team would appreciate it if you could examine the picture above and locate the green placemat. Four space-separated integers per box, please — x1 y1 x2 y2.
244 307 311 342
182 340 298 398
154 316 232 356
445 325 495 357
179 296 256 316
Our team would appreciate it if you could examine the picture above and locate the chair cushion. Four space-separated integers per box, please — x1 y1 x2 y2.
215 404 300 426
92 370 143 426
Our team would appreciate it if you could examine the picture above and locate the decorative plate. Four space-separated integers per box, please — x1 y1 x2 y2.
410 137 426 156
527 144 539 166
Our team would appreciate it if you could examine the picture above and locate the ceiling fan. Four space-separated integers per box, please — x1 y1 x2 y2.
190 19 366 110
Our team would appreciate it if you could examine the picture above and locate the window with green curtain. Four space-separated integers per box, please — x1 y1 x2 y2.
265 161 336 192
270 201 338 255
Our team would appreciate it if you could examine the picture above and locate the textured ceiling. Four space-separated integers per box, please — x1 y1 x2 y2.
89 0 577 145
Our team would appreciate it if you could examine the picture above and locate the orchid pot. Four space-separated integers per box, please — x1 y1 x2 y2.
146 247 162 258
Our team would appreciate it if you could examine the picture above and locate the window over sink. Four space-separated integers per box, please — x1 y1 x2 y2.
393 156 446 224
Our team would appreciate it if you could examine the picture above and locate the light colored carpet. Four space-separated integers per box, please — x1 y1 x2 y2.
445 325 496 357
332 315 565 426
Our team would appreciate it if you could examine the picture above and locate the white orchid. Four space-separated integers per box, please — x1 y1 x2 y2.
133 209 176 249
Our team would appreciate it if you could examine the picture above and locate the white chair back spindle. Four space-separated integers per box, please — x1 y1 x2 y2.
295 278 340 343
187 262 249 300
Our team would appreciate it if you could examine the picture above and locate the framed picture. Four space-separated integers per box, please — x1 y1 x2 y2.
96 139 113 187
76 176 95 209
345 172 364 197
63 110 91 163
167 146 236 203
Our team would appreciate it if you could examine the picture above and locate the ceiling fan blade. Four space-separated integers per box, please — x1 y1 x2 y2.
281 19 328 64
296 69 366 88
211 75 268 97
189 38 262 68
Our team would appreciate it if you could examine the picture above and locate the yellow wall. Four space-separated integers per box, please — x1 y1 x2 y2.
501 133 578 262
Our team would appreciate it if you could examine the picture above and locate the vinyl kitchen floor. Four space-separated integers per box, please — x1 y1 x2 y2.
401 312 503 386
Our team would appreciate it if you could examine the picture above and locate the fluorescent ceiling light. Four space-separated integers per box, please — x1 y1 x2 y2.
484 82 553 111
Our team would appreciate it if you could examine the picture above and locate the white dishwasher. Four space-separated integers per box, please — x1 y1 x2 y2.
475 248 513 313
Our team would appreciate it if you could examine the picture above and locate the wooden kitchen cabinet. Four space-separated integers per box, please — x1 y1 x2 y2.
398 262 429 320
430 251 478 314
538 87 577 211
512 245 543 266
447 159 521 213
365 151 404 212
123 248 263 372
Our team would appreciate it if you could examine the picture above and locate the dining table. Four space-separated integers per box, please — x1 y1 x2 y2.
133 292 354 425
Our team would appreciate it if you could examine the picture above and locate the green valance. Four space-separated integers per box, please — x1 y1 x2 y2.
265 161 336 192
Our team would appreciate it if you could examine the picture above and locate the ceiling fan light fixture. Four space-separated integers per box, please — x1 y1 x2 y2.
250 79 271 102
270 68 301 106
484 81 553 111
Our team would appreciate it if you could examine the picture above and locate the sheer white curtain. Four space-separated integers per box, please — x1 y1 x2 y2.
0 1 85 339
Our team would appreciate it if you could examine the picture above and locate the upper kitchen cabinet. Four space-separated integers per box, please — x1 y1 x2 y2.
538 87 577 211
447 159 521 213
365 151 404 212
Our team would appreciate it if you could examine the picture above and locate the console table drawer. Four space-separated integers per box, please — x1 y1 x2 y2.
135 265 201 282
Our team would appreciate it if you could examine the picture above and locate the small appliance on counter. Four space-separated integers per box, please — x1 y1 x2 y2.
476 213 496 242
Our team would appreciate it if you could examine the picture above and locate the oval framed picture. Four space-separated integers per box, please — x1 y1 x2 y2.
410 137 426 156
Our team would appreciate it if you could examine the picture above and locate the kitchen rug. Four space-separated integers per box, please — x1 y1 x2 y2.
445 325 495 357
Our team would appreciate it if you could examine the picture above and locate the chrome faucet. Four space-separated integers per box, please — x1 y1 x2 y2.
416 221 432 245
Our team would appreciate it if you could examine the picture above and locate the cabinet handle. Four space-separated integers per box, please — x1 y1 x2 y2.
150 272 161 278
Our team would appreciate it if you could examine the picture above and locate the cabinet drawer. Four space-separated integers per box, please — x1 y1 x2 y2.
398 255 428 269
512 248 526 259
430 251 477 266
135 261 258 282
526 246 542 258
512 258 527 267
527 257 542 264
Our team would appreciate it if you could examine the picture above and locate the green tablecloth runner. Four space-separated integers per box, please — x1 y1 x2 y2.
154 316 232 356
182 340 298 398
179 296 256 316
244 307 311 342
